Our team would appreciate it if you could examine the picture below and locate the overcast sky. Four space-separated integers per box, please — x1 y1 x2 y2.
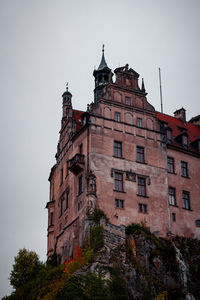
0 0 199 297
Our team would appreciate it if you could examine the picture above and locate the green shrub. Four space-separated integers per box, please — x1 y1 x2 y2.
89 225 104 252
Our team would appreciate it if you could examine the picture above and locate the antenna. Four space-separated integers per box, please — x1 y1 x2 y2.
159 68 163 113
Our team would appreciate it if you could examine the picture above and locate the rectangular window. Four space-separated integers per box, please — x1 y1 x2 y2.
181 161 188 177
138 177 146 196
136 146 145 163
167 157 174 173
50 212 54 226
114 172 123 192
167 129 172 143
79 143 83 155
182 135 188 148
59 194 65 217
114 141 122 158
78 175 83 194
138 203 147 213
172 213 176 222
137 118 142 128
64 190 69 210
65 215 68 225
115 199 124 209
125 96 131 105
168 187 176 206
60 168 63 186
182 191 191 210
115 112 121 122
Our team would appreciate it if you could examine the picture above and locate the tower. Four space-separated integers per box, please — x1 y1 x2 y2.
93 45 113 105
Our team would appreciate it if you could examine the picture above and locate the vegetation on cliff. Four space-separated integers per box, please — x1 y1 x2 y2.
3 221 200 300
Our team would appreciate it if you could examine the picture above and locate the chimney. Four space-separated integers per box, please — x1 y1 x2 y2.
174 107 186 123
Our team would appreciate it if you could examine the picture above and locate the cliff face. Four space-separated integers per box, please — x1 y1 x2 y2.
84 223 200 300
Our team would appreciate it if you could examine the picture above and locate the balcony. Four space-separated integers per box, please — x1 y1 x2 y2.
68 154 85 175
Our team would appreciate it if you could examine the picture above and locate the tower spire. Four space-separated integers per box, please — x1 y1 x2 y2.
98 44 109 70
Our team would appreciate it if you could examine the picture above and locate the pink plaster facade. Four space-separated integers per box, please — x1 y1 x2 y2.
46 57 200 261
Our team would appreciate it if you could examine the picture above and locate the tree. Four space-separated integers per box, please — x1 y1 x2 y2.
10 248 40 289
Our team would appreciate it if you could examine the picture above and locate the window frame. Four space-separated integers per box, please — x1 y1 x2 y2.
167 157 175 173
137 177 146 197
114 172 123 192
115 112 121 122
138 203 148 213
182 135 188 148
182 191 191 210
136 146 145 163
181 161 188 178
115 198 124 209
166 129 172 143
172 213 176 222
137 118 142 128
114 141 122 158
168 187 176 206
125 96 131 105
78 174 83 195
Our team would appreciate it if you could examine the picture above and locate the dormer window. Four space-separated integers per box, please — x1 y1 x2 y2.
125 96 131 105
166 129 172 143
182 135 188 148
198 141 200 152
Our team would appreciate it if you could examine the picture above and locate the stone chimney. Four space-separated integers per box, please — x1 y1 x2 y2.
174 107 186 123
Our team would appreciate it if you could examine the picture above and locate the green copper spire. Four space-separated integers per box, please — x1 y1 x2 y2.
98 44 109 70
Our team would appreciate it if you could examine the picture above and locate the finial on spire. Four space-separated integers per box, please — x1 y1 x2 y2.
141 78 146 92
66 82 68 91
102 44 104 53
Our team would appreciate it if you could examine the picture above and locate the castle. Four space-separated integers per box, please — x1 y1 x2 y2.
46 49 200 260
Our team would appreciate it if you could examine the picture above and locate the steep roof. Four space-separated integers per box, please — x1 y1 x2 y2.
156 111 200 153
73 109 84 131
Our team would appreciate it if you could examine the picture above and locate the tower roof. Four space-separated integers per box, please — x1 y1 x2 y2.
97 45 110 70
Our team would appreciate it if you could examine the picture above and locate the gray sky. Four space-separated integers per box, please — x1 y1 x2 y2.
0 0 199 297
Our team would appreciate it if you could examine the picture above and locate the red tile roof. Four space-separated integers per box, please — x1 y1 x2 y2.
73 109 84 131
156 112 200 152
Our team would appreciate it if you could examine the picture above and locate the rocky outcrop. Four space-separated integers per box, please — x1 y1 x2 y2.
83 222 200 300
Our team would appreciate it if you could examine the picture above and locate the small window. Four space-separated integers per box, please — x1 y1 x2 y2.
138 177 146 196
182 191 191 210
60 168 63 186
138 203 147 213
168 187 176 206
181 161 188 177
114 141 122 158
167 157 174 173
182 135 188 148
125 96 131 105
115 112 121 122
78 175 83 194
59 223 62 232
64 190 69 210
59 194 65 217
167 129 172 143
50 212 54 226
79 143 83 155
137 118 142 128
65 215 68 225
114 172 123 192
172 213 176 222
115 199 124 209
136 146 145 163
